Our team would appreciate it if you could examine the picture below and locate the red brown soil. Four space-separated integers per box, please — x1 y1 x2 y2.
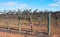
0 31 36 37
0 22 60 37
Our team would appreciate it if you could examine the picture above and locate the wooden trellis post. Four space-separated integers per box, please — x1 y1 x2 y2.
38 16 42 26
29 13 33 35
18 16 20 32
6 14 9 30
26 9 33 31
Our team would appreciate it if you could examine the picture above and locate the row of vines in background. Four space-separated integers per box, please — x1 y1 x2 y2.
0 9 60 37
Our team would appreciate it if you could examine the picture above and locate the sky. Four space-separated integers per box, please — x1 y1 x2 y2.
0 0 60 11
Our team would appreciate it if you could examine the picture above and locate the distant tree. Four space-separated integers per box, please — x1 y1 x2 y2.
55 12 59 26
17 9 22 14
6 10 11 30
22 9 29 15
33 9 38 15
3 10 7 14
24 9 33 32
16 9 22 32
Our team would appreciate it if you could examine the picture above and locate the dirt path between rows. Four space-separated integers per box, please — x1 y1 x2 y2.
0 31 37 37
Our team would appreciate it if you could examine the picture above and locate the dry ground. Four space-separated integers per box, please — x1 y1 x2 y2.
0 19 60 37
0 31 36 37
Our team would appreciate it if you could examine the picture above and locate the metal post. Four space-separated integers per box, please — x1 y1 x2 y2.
18 17 20 32
48 13 51 35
